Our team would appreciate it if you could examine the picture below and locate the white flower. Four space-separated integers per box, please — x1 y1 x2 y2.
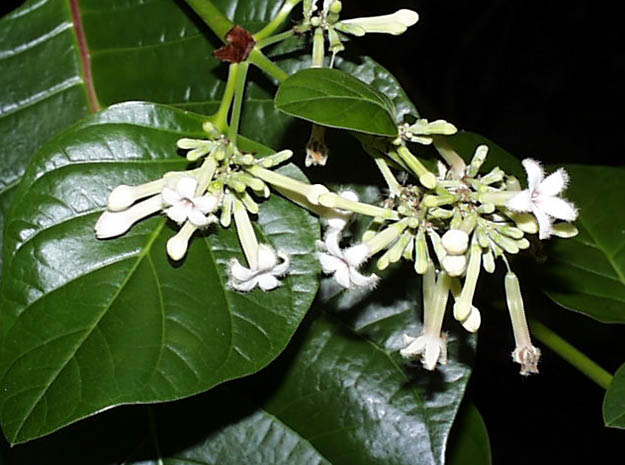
162 176 220 227
228 244 290 292
400 333 448 370
317 229 378 289
507 159 578 239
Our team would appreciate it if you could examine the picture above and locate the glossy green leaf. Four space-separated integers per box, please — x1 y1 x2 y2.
0 102 319 444
603 363 625 429
541 165 625 323
274 68 398 136
446 403 492 465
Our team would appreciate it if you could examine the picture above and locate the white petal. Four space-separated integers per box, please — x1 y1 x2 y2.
344 243 369 267
165 205 190 224
161 187 181 206
533 208 554 239
194 194 220 213
333 265 352 288
349 269 379 288
506 190 533 212
257 274 281 291
229 277 258 292
257 244 279 270
422 341 442 370
272 252 290 276
323 230 343 258
229 259 256 281
521 158 544 192
177 176 198 199
538 196 578 222
318 252 346 274
400 336 427 358
188 208 211 227
537 168 569 197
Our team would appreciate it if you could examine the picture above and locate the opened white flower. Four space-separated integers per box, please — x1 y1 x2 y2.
228 244 290 292
400 333 448 370
317 229 378 289
162 176 220 227
507 159 578 239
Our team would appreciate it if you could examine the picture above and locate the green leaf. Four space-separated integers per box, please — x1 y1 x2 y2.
446 402 492 465
603 363 625 429
0 102 319 444
274 68 398 136
0 282 473 464
541 165 625 323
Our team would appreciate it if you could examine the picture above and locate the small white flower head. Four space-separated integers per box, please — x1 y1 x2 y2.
228 244 290 292
441 229 469 255
400 333 448 370
337 9 419 36
162 176 221 228
317 229 378 289
507 159 578 239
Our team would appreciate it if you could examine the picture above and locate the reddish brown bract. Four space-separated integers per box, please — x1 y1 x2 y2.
214 25 256 63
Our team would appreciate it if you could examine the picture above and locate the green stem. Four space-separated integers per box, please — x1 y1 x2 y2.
213 64 239 132
254 0 302 41
182 0 233 41
248 49 289 82
257 29 296 49
228 62 249 143
529 318 613 390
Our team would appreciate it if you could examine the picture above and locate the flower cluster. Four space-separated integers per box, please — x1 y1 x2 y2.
312 129 578 375
95 122 317 292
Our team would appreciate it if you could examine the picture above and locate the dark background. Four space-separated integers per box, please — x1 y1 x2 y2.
1 0 624 463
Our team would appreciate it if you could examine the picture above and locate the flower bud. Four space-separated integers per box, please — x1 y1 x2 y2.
441 229 469 255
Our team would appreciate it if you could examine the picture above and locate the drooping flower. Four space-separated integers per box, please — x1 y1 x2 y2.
162 176 221 227
228 244 290 292
400 267 450 370
507 159 578 239
505 271 541 376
